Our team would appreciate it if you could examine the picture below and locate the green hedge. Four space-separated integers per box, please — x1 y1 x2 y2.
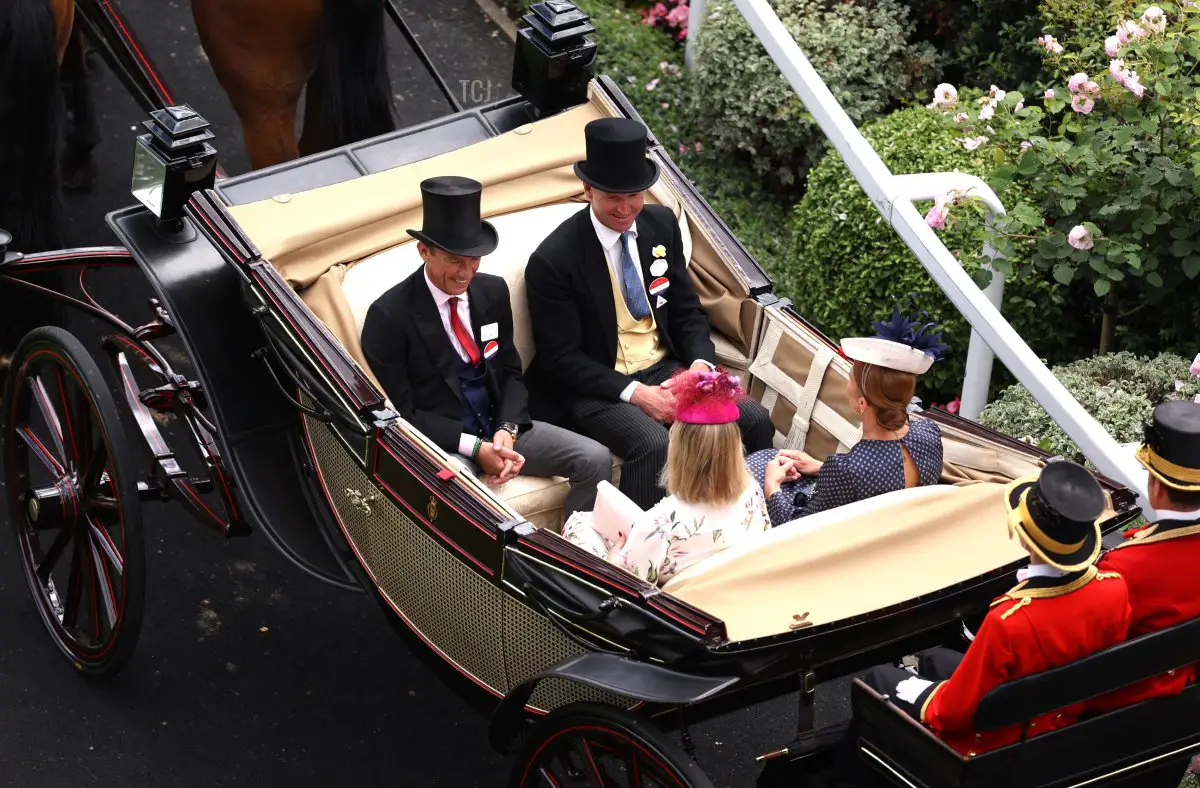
979 351 1200 465
778 104 1095 403
686 0 940 194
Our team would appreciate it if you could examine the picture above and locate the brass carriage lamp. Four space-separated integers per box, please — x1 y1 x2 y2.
512 0 597 117
131 104 218 227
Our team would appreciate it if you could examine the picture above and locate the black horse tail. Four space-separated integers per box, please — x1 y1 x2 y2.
0 0 62 253
303 0 396 152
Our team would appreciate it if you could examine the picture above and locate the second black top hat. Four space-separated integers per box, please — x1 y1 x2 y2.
573 118 660 194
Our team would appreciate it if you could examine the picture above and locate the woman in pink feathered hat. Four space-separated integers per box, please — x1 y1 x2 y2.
561 367 770 586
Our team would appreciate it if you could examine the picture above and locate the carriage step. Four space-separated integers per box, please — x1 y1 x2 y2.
137 475 214 500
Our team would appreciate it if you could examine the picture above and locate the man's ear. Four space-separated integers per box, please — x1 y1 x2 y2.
417 242 429 261
583 184 593 202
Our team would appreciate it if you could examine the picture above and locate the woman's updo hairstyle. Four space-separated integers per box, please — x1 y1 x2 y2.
852 361 916 431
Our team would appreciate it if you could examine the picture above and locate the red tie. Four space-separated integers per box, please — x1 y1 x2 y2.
447 297 482 366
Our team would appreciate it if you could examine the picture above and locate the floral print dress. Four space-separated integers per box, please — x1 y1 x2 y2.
561 484 771 585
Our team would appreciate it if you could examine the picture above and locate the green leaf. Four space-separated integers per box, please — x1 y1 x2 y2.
1059 197 1077 214
1185 256 1200 279
1156 79 1171 97
1052 263 1075 284
1094 279 1112 297
1107 269 1125 281
1147 271 1164 287
993 146 1007 165
1088 257 1109 274
1171 238 1193 257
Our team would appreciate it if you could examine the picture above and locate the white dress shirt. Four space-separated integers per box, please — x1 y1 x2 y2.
424 267 488 458
588 207 713 403
1016 562 1070 582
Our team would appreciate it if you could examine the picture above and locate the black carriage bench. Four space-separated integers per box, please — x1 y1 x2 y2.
851 614 1200 788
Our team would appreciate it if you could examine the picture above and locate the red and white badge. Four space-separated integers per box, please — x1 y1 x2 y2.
483 340 499 360
648 277 670 296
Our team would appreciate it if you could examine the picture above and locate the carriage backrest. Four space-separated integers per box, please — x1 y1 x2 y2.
972 613 1200 730
339 200 693 372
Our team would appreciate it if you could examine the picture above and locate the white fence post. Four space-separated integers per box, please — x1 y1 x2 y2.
685 0 708 71
891 173 1006 421
726 0 1153 515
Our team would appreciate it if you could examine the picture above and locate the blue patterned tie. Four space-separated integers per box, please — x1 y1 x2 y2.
619 231 651 320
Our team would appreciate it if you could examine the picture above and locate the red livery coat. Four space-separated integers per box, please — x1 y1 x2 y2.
1087 516 1200 713
921 567 1131 757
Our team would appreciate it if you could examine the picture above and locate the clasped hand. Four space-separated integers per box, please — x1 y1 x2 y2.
633 361 714 424
763 449 822 497
478 430 524 485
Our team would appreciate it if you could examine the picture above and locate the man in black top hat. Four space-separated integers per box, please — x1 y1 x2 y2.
524 117 773 509
361 176 611 518
845 460 1130 759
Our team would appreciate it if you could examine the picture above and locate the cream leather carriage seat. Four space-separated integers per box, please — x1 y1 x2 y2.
340 201 690 532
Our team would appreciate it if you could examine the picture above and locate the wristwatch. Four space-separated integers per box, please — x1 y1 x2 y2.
498 422 520 442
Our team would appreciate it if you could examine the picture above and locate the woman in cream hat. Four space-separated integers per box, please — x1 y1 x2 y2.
747 305 950 526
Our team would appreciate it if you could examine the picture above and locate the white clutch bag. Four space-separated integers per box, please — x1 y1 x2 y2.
591 480 644 543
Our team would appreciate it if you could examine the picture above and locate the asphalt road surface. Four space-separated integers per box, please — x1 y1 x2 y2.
0 1 856 785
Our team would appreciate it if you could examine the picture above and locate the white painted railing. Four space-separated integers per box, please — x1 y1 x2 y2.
706 0 1153 513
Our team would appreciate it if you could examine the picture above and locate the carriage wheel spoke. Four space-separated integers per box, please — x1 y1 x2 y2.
57 368 85 468
88 518 124 579
87 527 119 630
578 737 607 788
82 438 109 492
535 767 562 788
35 520 76 583
61 538 85 629
17 424 66 477
28 375 68 469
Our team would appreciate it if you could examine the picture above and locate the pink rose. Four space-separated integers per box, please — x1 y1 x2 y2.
1191 353 1200 377
1071 94 1096 114
925 198 949 230
1105 35 1122 56
1068 72 1089 93
1044 88 1056 100
1068 224 1095 250
1125 73 1146 98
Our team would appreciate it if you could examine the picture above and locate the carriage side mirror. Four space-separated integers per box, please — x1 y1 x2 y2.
511 0 598 117
131 105 219 228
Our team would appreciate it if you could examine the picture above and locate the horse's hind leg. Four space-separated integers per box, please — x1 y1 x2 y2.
60 26 99 192
191 0 321 170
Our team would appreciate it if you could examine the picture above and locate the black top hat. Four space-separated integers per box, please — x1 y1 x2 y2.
1003 460 1106 571
1136 400 1200 492
573 118 660 194
407 176 499 257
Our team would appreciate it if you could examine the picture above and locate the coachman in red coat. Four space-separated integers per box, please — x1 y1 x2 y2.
1087 400 1200 714
860 460 1131 758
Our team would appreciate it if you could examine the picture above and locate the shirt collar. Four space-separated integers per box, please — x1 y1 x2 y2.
423 264 466 310
590 205 637 252
1156 507 1200 522
1016 562 1070 582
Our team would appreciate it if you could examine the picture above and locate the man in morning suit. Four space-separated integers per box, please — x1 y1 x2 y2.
855 460 1131 758
524 118 773 509
1087 399 1200 714
360 176 611 518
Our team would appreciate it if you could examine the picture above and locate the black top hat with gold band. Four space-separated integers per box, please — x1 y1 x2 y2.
1003 460 1107 571
1136 400 1200 492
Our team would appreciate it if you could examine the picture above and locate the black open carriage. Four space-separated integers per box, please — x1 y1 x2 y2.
2 1 1197 786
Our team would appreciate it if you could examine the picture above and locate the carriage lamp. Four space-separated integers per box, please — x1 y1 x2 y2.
511 0 597 117
131 104 218 227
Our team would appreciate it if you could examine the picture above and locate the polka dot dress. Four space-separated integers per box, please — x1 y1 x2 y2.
747 418 944 526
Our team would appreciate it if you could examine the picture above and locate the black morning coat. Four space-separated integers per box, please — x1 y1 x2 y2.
360 266 532 454
524 203 716 407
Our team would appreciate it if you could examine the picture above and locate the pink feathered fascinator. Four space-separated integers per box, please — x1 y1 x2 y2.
670 367 744 425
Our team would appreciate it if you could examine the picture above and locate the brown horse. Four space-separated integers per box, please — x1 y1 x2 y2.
1 0 395 254
0 0 395 360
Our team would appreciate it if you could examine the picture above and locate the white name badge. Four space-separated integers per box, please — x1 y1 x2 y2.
480 322 499 341
649 259 668 277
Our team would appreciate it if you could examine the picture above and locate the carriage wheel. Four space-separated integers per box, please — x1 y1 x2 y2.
508 703 715 788
3 327 146 677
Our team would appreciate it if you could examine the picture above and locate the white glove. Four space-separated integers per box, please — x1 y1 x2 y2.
895 676 935 704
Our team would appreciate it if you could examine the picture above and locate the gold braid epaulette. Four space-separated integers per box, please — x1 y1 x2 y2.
1095 571 1122 580
1000 597 1033 620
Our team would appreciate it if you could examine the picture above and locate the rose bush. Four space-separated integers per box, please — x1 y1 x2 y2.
926 2 1200 357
